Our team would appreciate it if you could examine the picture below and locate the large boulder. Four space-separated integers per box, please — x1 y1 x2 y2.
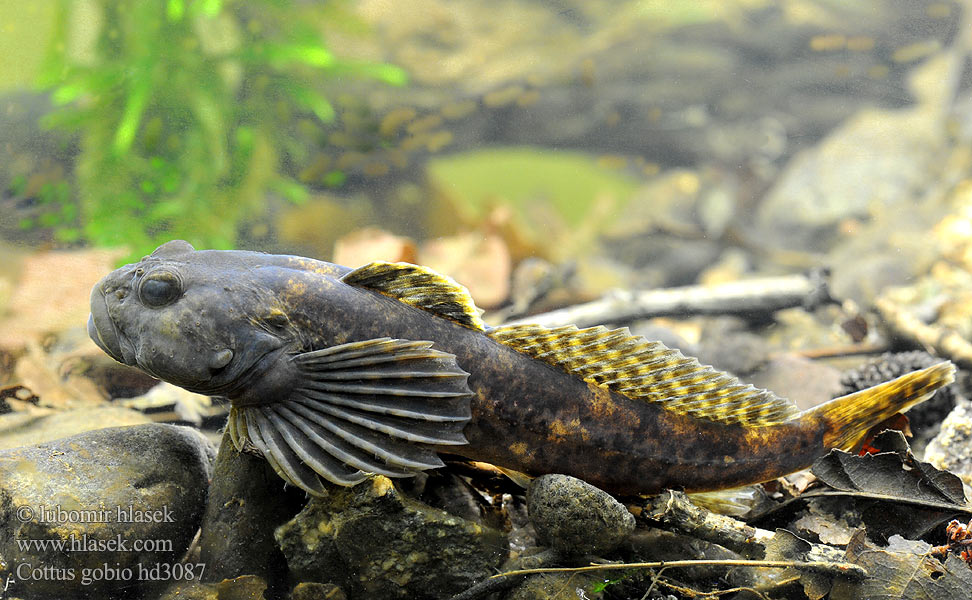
0 424 214 599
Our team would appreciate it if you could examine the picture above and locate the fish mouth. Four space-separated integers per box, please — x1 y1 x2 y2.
87 284 135 366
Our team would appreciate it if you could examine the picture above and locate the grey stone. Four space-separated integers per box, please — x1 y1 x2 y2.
215 574 268 600
505 572 604 600
276 476 508 600
158 580 219 600
526 474 635 556
746 354 844 412
696 329 770 378
826 205 942 307
197 432 306 585
159 575 266 600
0 424 214 599
0 406 151 450
291 581 348 600
756 105 943 252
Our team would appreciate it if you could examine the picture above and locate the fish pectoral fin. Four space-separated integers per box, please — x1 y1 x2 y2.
229 338 473 496
227 406 260 455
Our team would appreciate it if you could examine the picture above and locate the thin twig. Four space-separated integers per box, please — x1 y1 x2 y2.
503 271 831 328
447 571 530 600
794 342 890 360
654 575 783 600
490 558 867 579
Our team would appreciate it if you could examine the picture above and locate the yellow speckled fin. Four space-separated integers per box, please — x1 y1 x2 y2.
342 262 485 331
497 466 534 488
687 486 762 517
488 324 800 426
813 361 955 451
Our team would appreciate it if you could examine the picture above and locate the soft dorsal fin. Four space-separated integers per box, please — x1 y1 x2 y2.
342 262 485 331
488 324 800 426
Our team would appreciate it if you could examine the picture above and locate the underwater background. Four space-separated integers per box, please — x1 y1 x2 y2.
3 2 972 599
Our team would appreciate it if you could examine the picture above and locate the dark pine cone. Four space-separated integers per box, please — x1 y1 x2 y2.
838 351 956 439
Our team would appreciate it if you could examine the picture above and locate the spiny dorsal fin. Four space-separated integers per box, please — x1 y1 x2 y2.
342 262 485 331
488 324 800 426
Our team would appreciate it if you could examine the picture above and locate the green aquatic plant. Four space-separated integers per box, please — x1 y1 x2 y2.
36 0 405 259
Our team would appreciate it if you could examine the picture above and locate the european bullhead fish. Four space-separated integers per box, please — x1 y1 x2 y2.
87 240 955 496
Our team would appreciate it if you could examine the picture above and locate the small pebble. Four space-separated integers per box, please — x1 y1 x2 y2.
526 474 635 556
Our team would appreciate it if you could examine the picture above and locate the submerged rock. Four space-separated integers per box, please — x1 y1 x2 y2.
506 572 604 600
0 424 214 599
291 581 348 600
197 432 306 586
276 476 508 600
526 474 635 556
0 405 151 450
157 580 218 600
925 399 972 487
755 103 945 253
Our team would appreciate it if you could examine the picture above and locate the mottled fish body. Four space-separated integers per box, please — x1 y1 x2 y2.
88 241 955 496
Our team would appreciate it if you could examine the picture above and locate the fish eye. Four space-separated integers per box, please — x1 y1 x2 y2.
139 270 183 307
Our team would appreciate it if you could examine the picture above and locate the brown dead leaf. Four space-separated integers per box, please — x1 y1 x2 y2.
831 531 972 600
811 430 969 541
14 342 107 409
764 529 836 600
419 231 511 309
0 247 125 350
332 227 418 267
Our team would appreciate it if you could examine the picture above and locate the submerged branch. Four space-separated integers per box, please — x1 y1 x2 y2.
875 296 972 370
640 490 774 559
503 270 831 328
640 490 853 566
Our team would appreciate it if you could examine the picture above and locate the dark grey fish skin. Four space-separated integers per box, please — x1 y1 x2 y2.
87 240 955 496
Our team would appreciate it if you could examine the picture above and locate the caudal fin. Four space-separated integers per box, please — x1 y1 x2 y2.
810 361 955 451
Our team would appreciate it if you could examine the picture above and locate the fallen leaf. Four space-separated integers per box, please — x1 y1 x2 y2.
419 231 511 309
763 528 856 600
332 227 418 267
858 413 911 455
811 430 969 540
831 530 972 600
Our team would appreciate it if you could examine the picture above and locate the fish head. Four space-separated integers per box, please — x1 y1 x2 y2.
87 240 291 395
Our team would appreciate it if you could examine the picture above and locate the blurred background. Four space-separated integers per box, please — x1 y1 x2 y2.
3 0 972 434
5 5 972 598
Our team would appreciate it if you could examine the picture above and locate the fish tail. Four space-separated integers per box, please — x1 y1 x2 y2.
809 361 955 451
